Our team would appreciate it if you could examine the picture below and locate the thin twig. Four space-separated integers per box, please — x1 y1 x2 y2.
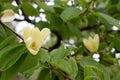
15 0 32 23
49 31 62 50
0 21 23 40
50 65 73 80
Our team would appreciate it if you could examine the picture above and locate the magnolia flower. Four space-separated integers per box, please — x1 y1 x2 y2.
0 9 15 22
23 27 50 55
83 34 99 52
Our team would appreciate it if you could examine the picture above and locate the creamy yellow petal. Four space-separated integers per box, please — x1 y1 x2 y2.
24 37 39 55
31 27 41 42
1 9 15 22
37 28 50 49
23 27 50 55
83 34 99 52
23 27 31 41
83 39 94 52
40 28 50 41
93 34 99 51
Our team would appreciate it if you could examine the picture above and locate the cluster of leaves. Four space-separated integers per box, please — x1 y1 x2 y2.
0 0 120 80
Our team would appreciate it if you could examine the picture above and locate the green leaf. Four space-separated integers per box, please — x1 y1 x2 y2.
75 64 84 80
37 68 55 80
93 12 120 29
84 65 93 77
68 57 78 78
108 36 120 51
21 2 39 16
84 65 104 80
0 24 7 42
38 49 50 62
50 47 70 62
78 0 88 8
80 57 110 80
50 57 77 79
84 76 96 80
50 59 72 76
0 44 26 71
0 54 27 80
36 1 54 13
0 35 17 50
19 53 39 73
60 7 82 21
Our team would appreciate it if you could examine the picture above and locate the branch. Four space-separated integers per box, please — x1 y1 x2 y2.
80 23 102 31
15 0 32 23
49 31 62 50
0 21 23 40
50 65 73 80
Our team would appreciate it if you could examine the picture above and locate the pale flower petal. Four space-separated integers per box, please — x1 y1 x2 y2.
23 27 50 55
1 9 15 22
83 34 99 52
23 27 31 41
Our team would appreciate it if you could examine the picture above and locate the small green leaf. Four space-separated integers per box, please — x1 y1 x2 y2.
60 7 82 21
0 44 26 71
0 35 17 50
50 47 69 62
78 0 88 8
108 36 120 51
93 12 120 29
51 59 72 75
36 1 54 13
38 49 50 62
21 2 39 16
68 57 78 78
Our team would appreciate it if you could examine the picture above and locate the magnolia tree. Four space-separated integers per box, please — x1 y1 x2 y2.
0 0 120 80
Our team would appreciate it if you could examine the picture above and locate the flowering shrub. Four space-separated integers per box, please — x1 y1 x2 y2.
0 0 120 80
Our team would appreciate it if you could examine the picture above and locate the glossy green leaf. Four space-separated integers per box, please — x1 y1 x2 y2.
38 49 50 62
50 59 72 76
0 35 17 50
68 57 78 78
36 1 54 13
108 36 120 51
93 12 120 29
50 47 70 62
21 2 39 16
0 44 26 71
60 7 82 21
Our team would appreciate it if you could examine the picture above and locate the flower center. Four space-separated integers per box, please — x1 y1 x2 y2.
30 42 38 51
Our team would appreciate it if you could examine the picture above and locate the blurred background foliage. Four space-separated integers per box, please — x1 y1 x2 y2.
0 0 120 80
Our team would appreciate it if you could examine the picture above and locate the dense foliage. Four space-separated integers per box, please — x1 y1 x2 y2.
0 0 120 80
